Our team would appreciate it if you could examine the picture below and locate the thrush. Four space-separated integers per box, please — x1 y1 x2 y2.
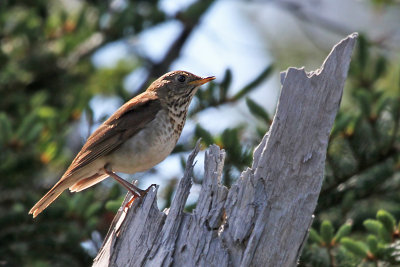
29 70 215 218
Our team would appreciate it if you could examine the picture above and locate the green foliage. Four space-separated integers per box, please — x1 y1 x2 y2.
366 235 378 255
195 124 214 146
246 97 271 124
333 223 352 243
318 34 400 214
377 209 396 234
189 65 273 187
301 33 400 266
190 64 273 115
320 220 335 246
309 228 323 245
2 0 269 265
303 210 400 266
341 237 368 258
193 126 254 186
1 0 399 265
370 0 399 7
363 219 382 236
105 196 126 212
301 221 353 266
0 0 208 265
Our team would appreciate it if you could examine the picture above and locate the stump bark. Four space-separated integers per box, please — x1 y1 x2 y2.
93 33 358 267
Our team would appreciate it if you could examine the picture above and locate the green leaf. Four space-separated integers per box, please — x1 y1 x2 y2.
373 96 390 118
30 91 48 107
355 90 371 117
25 123 43 143
378 225 392 243
367 235 378 254
183 0 214 19
194 124 214 146
0 112 12 144
340 237 368 258
376 209 396 234
246 97 270 124
374 56 387 80
75 6 88 30
87 217 98 230
320 220 334 246
357 35 368 73
363 219 382 236
333 223 352 243
16 112 37 141
219 68 232 101
85 203 102 218
308 228 323 245
42 142 58 163
221 128 242 159
232 64 273 101
331 113 353 137
37 106 57 119
199 82 218 107
341 191 355 212
105 199 123 212
107 184 122 199
74 192 94 216
344 114 362 136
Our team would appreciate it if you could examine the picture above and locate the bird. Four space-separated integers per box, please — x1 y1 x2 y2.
29 70 215 218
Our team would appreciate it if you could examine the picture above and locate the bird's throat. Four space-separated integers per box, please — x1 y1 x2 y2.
167 93 195 137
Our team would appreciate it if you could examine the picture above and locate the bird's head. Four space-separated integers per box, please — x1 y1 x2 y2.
147 70 215 103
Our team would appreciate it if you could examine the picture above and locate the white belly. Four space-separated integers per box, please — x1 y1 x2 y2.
106 110 178 174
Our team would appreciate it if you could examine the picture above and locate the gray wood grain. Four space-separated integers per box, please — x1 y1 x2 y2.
93 33 358 267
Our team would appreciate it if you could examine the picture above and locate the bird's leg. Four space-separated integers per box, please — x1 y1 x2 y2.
103 165 157 198
103 165 142 198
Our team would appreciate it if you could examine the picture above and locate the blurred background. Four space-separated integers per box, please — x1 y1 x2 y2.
1 0 399 266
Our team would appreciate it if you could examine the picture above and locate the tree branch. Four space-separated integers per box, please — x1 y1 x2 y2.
135 0 215 94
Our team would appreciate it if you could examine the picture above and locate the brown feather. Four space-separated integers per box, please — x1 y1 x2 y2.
69 174 108 192
63 91 162 178
30 71 215 218
29 91 162 217
29 178 76 218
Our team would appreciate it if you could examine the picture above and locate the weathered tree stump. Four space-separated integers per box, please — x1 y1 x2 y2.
93 33 358 267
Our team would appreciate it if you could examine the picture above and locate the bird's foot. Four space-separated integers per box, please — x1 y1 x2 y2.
103 165 158 211
137 183 157 195
123 184 157 211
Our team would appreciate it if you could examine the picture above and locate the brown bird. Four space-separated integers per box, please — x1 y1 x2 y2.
29 70 215 218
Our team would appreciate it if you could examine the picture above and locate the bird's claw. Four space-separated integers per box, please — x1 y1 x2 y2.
123 184 157 211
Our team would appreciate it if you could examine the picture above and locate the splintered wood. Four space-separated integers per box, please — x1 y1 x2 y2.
93 33 357 267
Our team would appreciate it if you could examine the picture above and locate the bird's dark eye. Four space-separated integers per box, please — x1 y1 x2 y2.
177 75 186 82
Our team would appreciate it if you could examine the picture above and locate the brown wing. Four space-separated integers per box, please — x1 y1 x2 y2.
62 92 162 178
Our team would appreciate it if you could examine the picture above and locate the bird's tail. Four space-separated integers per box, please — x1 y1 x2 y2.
29 178 74 218
69 174 108 192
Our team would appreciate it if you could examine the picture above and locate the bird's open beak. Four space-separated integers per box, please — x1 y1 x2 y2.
189 76 216 86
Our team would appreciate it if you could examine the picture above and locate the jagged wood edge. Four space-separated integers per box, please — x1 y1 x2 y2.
93 33 358 267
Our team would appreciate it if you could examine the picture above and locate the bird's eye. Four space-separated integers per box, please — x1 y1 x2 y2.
177 75 186 82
